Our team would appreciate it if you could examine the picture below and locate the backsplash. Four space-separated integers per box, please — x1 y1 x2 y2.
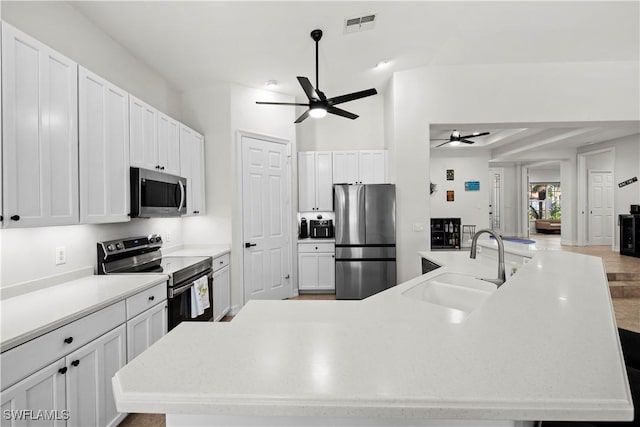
0 218 182 288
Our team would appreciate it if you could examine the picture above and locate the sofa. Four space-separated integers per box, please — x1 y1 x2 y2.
536 218 561 234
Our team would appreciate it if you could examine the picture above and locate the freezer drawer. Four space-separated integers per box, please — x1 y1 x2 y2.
335 246 396 260
335 259 396 300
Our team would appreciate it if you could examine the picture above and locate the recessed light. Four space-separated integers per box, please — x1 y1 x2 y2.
265 80 278 88
375 60 390 69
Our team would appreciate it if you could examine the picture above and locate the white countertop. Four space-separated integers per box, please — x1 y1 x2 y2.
163 244 230 258
297 238 335 244
113 250 632 422
1 274 168 352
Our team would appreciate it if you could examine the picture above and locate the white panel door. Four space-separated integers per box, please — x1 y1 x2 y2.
126 303 167 362
359 150 387 184
332 151 359 184
157 112 181 176
242 134 291 301
315 151 333 211
65 324 126 427
79 67 130 224
298 253 319 290
298 152 315 211
0 358 67 427
589 171 613 246
213 265 230 321
129 95 157 171
317 252 336 290
2 23 79 228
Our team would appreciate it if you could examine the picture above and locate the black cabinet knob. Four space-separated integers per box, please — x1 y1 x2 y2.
64 337 73 344
160 166 165 170
71 360 80 367
58 367 68 375
10 215 20 221
155 165 160 169
148 295 155 301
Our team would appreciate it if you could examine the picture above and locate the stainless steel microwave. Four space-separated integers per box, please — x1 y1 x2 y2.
130 167 187 217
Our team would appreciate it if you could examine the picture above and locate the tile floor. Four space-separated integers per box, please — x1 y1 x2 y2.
121 238 639 426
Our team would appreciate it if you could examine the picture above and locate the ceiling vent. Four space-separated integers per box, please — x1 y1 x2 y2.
344 13 376 33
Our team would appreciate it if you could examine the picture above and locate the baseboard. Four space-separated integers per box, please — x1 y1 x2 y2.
229 304 242 316
1 266 94 300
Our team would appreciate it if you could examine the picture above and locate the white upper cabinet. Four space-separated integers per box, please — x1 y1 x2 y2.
129 95 158 171
180 125 205 216
332 150 387 184
298 151 333 212
78 67 130 224
157 112 181 176
2 23 79 228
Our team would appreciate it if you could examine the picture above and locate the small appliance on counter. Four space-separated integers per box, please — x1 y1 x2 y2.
310 219 334 238
299 217 309 238
631 204 640 215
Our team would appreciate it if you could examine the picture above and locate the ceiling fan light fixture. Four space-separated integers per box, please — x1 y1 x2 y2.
375 60 390 69
450 140 461 146
264 80 278 88
309 106 327 118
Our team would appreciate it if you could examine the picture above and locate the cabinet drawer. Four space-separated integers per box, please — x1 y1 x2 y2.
213 253 230 271
1 301 125 391
298 243 335 253
126 282 167 320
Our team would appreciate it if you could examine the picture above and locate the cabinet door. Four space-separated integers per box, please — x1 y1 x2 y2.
317 252 336 290
332 151 359 184
315 152 333 211
157 113 181 176
298 253 319 290
126 302 168 362
298 152 316 212
65 324 126 427
2 23 79 228
0 358 67 427
79 67 130 224
192 132 205 215
129 95 157 171
213 265 231 321
358 150 387 184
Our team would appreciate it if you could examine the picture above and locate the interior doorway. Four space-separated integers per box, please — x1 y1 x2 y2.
239 131 293 302
488 168 504 234
588 170 614 246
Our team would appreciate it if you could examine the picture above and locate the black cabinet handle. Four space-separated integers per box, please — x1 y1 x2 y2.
64 337 73 344
0 215 3 221
71 360 80 367
10 215 20 221
193 210 200 214
148 295 155 301
58 367 68 375
155 165 160 169
160 166 165 170
219 260 224 264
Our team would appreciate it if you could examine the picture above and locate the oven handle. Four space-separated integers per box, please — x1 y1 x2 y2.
178 180 185 213
169 271 213 298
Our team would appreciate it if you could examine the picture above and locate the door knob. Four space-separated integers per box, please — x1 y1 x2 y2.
285 274 290 279
245 242 257 248
10 215 20 221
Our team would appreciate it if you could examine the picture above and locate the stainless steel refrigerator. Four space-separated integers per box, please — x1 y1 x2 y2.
334 184 396 299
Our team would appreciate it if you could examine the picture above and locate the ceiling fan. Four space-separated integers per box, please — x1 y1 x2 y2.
432 130 490 147
256 29 378 124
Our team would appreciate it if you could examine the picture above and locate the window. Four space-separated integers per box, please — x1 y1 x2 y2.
529 183 561 220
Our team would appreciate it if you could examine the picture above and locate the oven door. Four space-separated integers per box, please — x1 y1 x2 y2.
167 270 213 331
131 167 187 218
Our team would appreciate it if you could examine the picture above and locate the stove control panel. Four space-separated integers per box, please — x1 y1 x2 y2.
97 234 163 263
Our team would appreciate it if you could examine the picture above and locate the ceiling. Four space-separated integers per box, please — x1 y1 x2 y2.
70 1 640 99
430 121 640 163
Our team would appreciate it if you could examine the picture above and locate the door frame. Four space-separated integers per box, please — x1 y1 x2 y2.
236 130 294 306
577 147 615 249
488 167 504 234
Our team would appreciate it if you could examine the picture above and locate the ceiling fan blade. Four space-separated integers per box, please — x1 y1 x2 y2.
327 88 377 106
430 138 451 141
256 102 310 106
327 106 358 120
459 131 490 139
435 141 453 147
294 109 311 124
460 139 476 144
297 77 320 101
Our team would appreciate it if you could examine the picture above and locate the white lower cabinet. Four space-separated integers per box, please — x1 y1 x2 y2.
0 358 68 427
126 301 168 362
66 324 126 427
298 243 335 291
213 265 230 322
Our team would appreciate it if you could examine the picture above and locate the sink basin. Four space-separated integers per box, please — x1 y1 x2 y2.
401 273 497 315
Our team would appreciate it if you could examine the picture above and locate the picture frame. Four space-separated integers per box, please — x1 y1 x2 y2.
446 190 454 202
446 169 454 181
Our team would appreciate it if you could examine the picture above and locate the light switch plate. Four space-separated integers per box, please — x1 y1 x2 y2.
412 222 425 232
55 247 66 265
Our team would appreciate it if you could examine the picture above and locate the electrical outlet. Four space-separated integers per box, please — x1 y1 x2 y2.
55 247 66 265
412 222 425 232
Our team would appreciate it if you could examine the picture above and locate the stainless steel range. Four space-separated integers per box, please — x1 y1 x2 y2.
97 234 213 330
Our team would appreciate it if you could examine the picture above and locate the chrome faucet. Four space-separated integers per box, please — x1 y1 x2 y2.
470 229 506 287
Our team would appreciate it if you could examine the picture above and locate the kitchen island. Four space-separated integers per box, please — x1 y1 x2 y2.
112 249 633 426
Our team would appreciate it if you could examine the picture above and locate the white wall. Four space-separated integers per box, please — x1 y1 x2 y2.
528 167 561 183
585 151 614 171
296 96 384 151
430 151 491 239
1 2 186 288
389 61 639 281
1 1 181 118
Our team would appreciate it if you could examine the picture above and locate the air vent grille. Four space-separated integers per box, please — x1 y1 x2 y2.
344 13 376 33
